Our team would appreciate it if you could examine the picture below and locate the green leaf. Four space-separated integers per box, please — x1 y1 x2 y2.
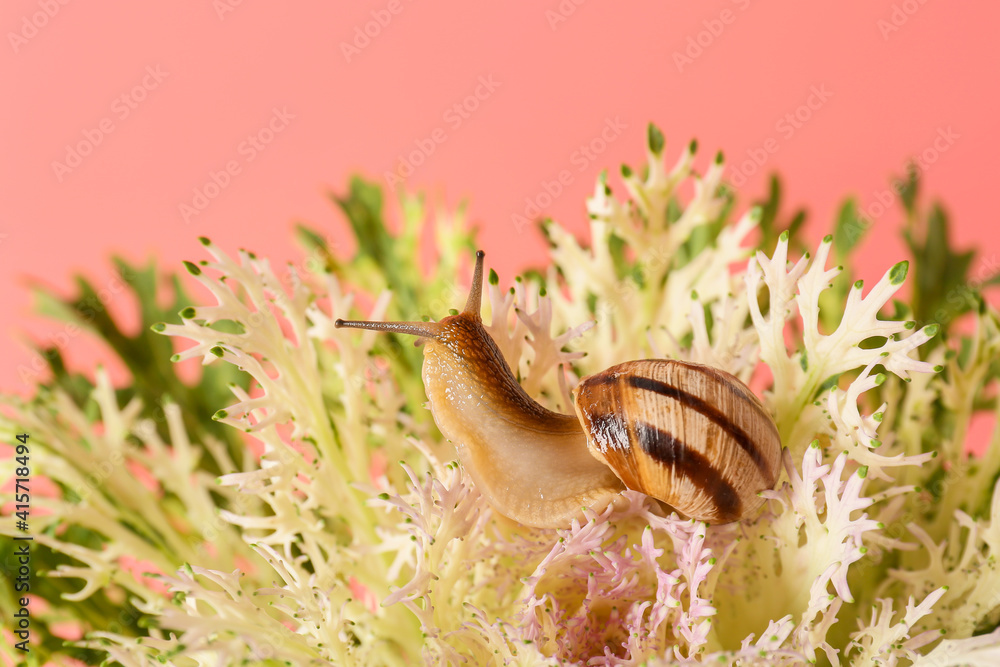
647 123 665 155
607 233 630 281
819 197 876 335
832 198 868 260
294 223 337 274
897 166 920 215
814 373 842 397
903 201 976 333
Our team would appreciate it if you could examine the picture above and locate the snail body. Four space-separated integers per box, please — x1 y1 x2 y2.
336 251 781 528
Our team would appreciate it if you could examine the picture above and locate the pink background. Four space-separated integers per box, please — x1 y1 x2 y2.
2 2 998 413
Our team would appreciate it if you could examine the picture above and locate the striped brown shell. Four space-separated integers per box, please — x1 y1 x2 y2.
573 359 782 524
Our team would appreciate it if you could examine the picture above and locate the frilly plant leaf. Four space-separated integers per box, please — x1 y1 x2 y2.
318 175 479 421
1 257 255 665
26 256 249 455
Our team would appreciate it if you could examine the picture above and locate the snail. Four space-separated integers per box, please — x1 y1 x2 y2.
335 251 781 528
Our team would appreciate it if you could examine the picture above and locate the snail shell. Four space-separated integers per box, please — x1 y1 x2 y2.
335 251 782 528
575 360 781 524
